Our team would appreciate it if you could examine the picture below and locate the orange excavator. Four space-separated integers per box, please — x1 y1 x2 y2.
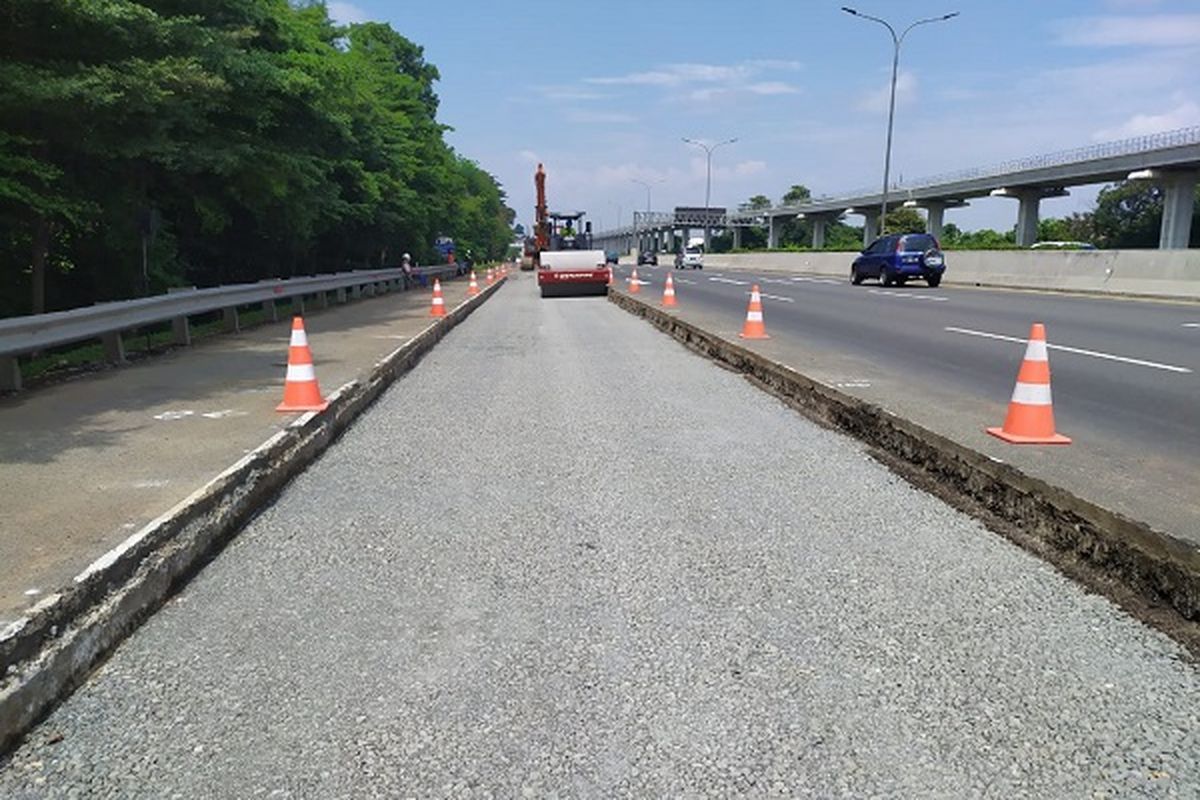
527 163 610 297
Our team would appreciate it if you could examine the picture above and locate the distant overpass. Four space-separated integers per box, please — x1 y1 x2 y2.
593 126 1200 252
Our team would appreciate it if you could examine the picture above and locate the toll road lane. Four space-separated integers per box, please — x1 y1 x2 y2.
1 281 1197 796
610 263 1200 539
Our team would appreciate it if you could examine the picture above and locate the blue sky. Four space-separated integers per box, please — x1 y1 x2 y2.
330 0 1200 233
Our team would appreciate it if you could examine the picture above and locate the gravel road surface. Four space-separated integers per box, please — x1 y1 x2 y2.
2 276 1197 798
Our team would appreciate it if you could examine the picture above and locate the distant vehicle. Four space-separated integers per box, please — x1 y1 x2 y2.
851 233 945 287
605 250 620 265
637 249 658 266
1030 241 1098 250
675 245 704 269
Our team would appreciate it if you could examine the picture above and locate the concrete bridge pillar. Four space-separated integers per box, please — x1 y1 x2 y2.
863 213 879 247
1160 171 1197 249
732 227 742 249
924 201 946 240
812 218 827 249
1016 191 1041 247
767 216 780 249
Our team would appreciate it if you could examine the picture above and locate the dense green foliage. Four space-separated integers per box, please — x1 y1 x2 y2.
0 1 514 317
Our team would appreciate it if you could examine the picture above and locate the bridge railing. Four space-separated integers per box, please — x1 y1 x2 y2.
0 264 461 391
595 125 1200 234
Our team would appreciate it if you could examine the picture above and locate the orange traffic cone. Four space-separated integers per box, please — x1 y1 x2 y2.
629 268 640 294
662 272 678 307
467 271 480 297
486 267 495 285
430 279 447 317
276 317 328 412
739 284 769 339
987 323 1070 444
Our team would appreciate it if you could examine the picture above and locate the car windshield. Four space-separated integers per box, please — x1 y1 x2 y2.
899 234 937 252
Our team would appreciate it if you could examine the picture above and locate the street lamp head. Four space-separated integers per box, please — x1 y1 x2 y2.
942 11 960 20
841 6 858 15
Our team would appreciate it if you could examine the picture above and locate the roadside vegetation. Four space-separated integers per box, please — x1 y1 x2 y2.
0 1 515 319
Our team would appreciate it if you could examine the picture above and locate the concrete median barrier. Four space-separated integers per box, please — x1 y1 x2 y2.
0 277 507 756
609 288 1200 646
706 250 1200 301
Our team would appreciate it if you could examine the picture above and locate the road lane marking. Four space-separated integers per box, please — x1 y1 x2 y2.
1184 323 1200 328
751 291 795 303
944 326 1193 374
870 289 948 302
674 278 697 284
709 277 749 285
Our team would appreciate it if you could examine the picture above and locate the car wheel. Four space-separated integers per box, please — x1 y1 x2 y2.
896 277 907 287
880 267 894 287
927 274 941 288
851 266 863 285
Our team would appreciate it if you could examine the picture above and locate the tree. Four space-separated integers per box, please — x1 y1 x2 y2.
777 184 812 246
782 184 811 205
740 194 771 211
0 1 514 316
883 207 925 234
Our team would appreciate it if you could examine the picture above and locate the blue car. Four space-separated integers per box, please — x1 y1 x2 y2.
851 233 945 288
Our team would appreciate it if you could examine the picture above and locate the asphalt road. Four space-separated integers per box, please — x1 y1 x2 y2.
614 262 1200 539
2 275 1197 797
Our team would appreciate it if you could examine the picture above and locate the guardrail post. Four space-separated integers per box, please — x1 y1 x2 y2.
222 307 240 333
317 290 329 309
364 283 376 297
350 285 362 300
0 356 21 392
102 332 126 364
335 287 347 304
261 299 278 323
171 316 191 346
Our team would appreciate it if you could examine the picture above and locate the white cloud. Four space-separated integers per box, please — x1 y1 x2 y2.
1092 99 1200 140
537 86 607 102
517 149 540 164
327 1 369 24
584 60 802 106
857 71 917 113
1055 14 1200 46
566 110 637 124
588 63 752 87
746 82 799 96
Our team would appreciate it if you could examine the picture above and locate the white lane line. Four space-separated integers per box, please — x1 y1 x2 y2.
869 288 948 302
674 278 698 284
751 291 795 303
1184 323 1200 328
815 278 840 285
943 326 1193 374
710 276 749 285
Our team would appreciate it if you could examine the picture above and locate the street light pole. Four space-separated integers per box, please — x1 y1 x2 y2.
632 178 663 255
841 7 958 237
683 137 737 249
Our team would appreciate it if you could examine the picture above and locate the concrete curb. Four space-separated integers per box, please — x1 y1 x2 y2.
608 289 1200 630
0 277 507 755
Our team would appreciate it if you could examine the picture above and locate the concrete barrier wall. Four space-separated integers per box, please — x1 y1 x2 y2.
705 250 1200 300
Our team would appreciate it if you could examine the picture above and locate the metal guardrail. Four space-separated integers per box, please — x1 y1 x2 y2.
0 264 461 378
